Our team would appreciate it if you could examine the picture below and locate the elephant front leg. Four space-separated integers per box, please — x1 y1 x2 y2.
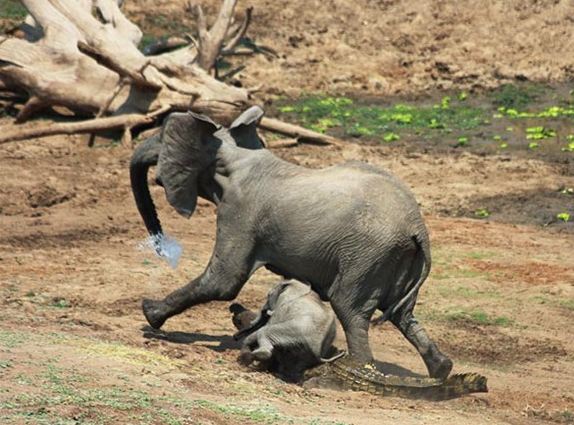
238 330 274 365
142 237 257 329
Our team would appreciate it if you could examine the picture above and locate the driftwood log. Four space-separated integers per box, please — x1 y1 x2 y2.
0 0 337 146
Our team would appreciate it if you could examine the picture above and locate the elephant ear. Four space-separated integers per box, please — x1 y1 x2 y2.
264 280 292 313
156 111 219 218
229 105 264 149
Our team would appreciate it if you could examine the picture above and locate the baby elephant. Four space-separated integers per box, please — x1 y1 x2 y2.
231 280 344 381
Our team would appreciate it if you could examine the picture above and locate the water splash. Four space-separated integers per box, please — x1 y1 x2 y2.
138 233 183 269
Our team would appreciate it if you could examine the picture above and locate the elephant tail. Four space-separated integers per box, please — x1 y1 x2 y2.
130 133 163 238
371 233 431 325
320 350 346 363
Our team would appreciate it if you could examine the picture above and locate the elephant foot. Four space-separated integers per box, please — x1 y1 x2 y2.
142 298 168 329
427 354 453 380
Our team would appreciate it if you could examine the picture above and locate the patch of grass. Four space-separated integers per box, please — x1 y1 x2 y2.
278 96 487 142
52 334 184 369
443 309 512 327
0 330 26 349
465 250 498 260
432 266 488 281
559 299 574 311
50 297 70 309
0 0 27 19
436 285 501 300
193 400 287 424
1 368 183 425
491 83 542 109
0 359 12 369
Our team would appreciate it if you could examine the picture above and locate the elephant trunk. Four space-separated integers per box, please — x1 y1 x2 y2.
129 134 163 238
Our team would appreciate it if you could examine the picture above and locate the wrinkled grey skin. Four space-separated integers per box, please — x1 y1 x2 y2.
232 280 343 381
129 106 453 380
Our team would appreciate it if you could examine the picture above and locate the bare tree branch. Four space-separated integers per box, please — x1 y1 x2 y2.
221 7 252 55
0 106 170 145
259 117 343 146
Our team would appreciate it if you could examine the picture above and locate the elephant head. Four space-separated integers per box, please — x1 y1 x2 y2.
129 106 264 250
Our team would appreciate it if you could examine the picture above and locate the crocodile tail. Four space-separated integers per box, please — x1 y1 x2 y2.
420 373 488 401
372 233 431 325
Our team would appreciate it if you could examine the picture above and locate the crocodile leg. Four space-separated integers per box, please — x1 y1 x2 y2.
390 308 453 380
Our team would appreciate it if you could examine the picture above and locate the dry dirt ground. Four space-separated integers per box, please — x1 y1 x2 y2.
126 0 574 98
0 132 573 424
1 0 574 424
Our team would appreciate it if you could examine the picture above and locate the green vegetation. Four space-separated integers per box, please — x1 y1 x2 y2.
50 297 70 309
442 308 512 326
492 83 542 109
474 208 490 218
557 212 571 222
278 96 486 142
465 250 498 260
563 138 574 152
432 266 487 281
496 105 574 119
277 84 574 164
0 330 26 349
525 126 556 140
559 299 574 311
436 284 501 300
0 0 27 19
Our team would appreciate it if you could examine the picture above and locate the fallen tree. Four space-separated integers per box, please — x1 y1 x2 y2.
0 0 338 147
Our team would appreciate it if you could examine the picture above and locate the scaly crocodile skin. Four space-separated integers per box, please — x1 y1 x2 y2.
304 356 488 401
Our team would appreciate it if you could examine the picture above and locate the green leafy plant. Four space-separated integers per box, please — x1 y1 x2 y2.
456 136 469 146
528 142 539 150
382 132 400 142
428 118 444 129
556 212 570 222
525 126 555 140
474 208 490 218
499 142 508 149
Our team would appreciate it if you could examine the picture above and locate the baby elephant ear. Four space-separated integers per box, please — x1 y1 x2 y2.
156 112 218 218
229 105 265 149
264 280 292 311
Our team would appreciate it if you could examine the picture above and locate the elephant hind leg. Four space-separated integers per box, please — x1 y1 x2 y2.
330 290 378 364
391 307 452 380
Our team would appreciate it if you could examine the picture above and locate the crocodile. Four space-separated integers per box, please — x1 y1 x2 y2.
303 356 488 401
231 304 488 400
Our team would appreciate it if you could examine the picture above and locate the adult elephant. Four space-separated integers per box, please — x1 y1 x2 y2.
129 106 453 380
